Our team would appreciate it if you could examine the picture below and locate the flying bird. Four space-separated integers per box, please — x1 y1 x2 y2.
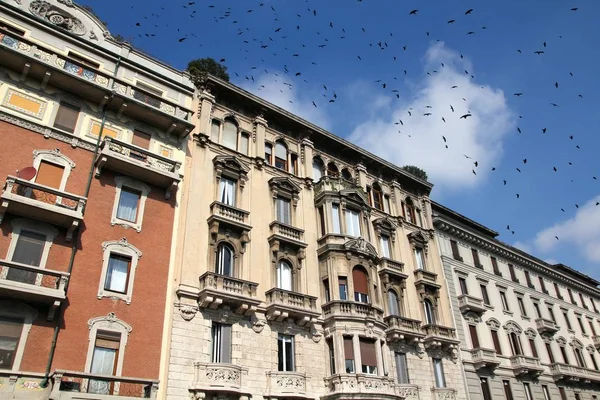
465 8 474 15
460 113 472 119
409 9 418 15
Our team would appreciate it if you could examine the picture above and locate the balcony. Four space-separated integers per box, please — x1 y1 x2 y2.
413 269 441 290
268 221 308 250
323 374 400 400
510 355 544 377
549 363 600 383
207 201 252 241
197 272 260 315
458 294 487 315
266 371 309 398
593 335 600 350
0 370 50 398
95 138 181 199
190 362 250 398
0 259 68 319
379 258 408 280
422 324 459 348
395 384 420 399
314 176 366 196
536 318 559 335
470 348 500 370
50 370 158 399
322 301 384 323
265 288 320 326
431 388 457 400
385 315 425 343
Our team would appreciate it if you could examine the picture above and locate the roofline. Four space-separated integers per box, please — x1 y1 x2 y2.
553 263 600 287
431 201 499 237
204 74 434 193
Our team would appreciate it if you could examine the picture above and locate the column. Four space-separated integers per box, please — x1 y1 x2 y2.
353 334 362 373
335 333 346 374
391 181 403 217
198 89 215 136
301 138 314 179
376 338 384 376
253 114 268 159
356 162 368 188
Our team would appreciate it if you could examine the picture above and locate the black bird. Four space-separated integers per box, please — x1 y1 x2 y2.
460 113 472 119
465 8 474 15
551 103 559 107
409 9 418 15
555 82 559 88
448 19 455 24
514 93 523 97
542 128 547 133
534 50 545 55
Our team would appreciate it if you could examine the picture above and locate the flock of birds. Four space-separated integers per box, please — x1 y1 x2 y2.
119 0 599 242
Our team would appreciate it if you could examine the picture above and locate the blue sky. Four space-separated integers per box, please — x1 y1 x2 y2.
82 0 600 280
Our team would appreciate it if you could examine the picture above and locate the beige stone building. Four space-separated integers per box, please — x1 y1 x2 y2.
433 202 600 400
161 74 468 400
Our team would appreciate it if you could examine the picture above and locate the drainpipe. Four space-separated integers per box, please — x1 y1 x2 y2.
40 55 122 389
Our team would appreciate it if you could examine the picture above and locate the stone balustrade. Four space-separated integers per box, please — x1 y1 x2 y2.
198 272 260 314
266 371 307 397
265 288 319 325
324 374 396 396
510 355 544 377
384 315 424 342
50 370 158 399
458 294 487 314
470 348 500 370
535 317 559 335
322 300 384 322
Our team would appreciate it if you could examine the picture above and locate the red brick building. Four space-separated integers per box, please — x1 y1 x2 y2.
0 0 193 398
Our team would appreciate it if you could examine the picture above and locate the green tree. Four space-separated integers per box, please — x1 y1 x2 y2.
187 58 230 82
402 165 428 181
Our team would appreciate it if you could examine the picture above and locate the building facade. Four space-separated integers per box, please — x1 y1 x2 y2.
0 0 193 398
433 202 600 400
162 74 468 400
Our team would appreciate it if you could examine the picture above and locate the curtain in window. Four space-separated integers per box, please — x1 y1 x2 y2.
345 210 361 237
312 159 323 181
8 230 46 284
433 358 446 387
424 299 435 324
222 121 237 150
388 290 400 315
239 134 249 155
89 347 117 394
380 236 390 258
116 189 139 222
414 248 425 270
331 204 341 234
216 244 234 276
277 261 293 291
276 198 291 224
105 255 129 293
219 178 236 206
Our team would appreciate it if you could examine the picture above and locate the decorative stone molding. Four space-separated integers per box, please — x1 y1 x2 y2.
213 155 249 189
85 313 132 380
486 318 501 330
343 237 379 261
503 320 523 334
463 312 482 324
570 338 584 349
110 176 151 232
524 328 537 339
252 318 266 334
311 328 322 343
586 344 596 354
97 238 142 304
268 177 301 207
556 336 567 346
30 1 86 36
407 231 429 253
373 217 397 241
179 305 198 321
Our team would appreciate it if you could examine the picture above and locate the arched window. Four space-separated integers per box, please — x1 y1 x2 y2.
508 332 523 355
372 183 384 211
312 158 324 181
352 267 369 303
222 119 238 150
341 168 352 182
423 299 435 325
327 162 339 178
215 243 234 277
275 141 288 170
404 198 416 224
276 260 293 291
387 289 400 316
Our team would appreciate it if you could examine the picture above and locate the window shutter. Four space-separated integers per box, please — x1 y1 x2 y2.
221 324 232 363
491 330 502 355
352 268 369 294
343 337 354 359
395 352 409 383
469 325 480 348
132 130 151 149
0 317 24 338
35 161 65 189
53 103 80 132
359 339 377 367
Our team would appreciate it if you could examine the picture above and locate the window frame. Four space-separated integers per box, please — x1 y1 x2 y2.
97 239 142 304
0 301 37 372
432 358 446 388
372 184 384 211
218 177 237 206
215 242 235 277
110 177 151 232
480 284 490 305
380 235 391 258
500 290 510 312
274 141 288 171
423 299 436 325
276 260 293 291
331 203 342 234
523 382 534 400
312 157 324 181
344 208 362 237
52 101 81 133
211 322 232 363
517 297 527 317
278 334 295 372
395 352 409 384
32 149 75 192
275 196 292 225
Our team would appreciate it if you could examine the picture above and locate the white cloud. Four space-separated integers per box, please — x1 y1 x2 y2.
348 42 516 190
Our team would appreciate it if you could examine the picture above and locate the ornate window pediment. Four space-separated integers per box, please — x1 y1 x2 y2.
340 188 369 209
586 344 596 354
464 311 482 324
556 336 567 346
373 217 397 241
213 155 249 188
486 318 501 330
503 320 522 334
407 231 429 251
570 338 584 349
525 328 537 339
344 237 379 260
268 177 301 206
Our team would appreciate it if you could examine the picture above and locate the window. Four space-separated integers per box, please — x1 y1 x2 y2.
432 358 445 388
542 386 551 400
384 196 391 213
116 188 140 223
459 277 468 295
210 120 220 142
274 141 288 170
500 291 510 312
132 129 151 150
471 248 481 268
53 102 80 133
222 120 238 150
414 248 425 270
574 348 586 368
559 388 567 400
491 329 502 355
481 378 492 400
508 264 518 282
404 199 416 224
508 332 522 355
327 338 335 374
590 353 599 370
372 184 384 211
559 345 569 364
344 337 355 373
568 289 576 304
524 271 533 288
0 316 24 370
327 162 339 177
359 338 377 374
276 260 293 291
380 235 391 258
593 301 599 314
111 177 150 232
352 267 369 303
423 299 435 325
97 239 142 304
547 306 556 323
533 302 541 319
342 168 352 182
318 207 326 236
290 154 298 175
89 331 121 394
331 204 341 234
338 277 348 300
523 383 533 400
276 197 291 225
579 293 588 309
395 352 409 384
104 254 131 294
539 277 548 293
491 257 501 276
546 342 555 363
480 284 490 305
529 338 538 358
278 334 295 371
216 243 234 277
563 310 573 330
577 315 587 334
265 143 273 164
211 323 232 363
554 282 563 299
312 158 324 181
588 317 597 336
135 79 162 96
469 324 480 348
35 160 65 189
388 290 400 316
323 279 330 302
503 380 514 400
345 209 361 237
450 240 461 260
517 297 527 317
7 230 46 284
239 133 249 155
219 178 236 206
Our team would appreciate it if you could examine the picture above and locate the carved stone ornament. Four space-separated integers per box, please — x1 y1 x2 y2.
252 318 266 334
485 318 501 330
179 305 198 321
416 342 425 359
451 347 458 363
268 177 301 206
344 237 379 260
102 237 142 257
556 336 567 346
570 338 584 349
311 329 323 343
213 155 249 188
586 344 596 354
58 0 75 6
503 320 522 334
30 1 87 36
524 328 537 339
88 312 132 333
407 231 429 252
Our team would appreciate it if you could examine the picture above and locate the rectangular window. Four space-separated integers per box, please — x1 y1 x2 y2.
546 342 555 363
547 306 556 323
265 143 273 164
35 160 65 189
591 353 599 370
380 236 391 258
327 338 335 375
116 188 140 222
469 325 480 348
503 380 514 400
450 240 461 260
480 284 490 305
331 204 341 234
135 80 162 96
509 332 522 355
211 120 220 142
588 317 597 336
574 348 586 368
559 388 567 400
384 196 392 214
542 385 551 400
432 358 446 388
219 178 236 206
518 297 527 317
529 338 538 358
500 291 510 312
523 383 533 400
89 331 120 393
0 22 25 36
132 130 151 150
491 257 501 276
290 154 298 175
577 315 586 334
211 323 232 363
318 207 326 236
359 338 377 374
239 133 249 155
344 337 355 373
554 282 563 299
471 248 481 268
345 209 361 237
491 329 502 355
508 264 518 282
579 293 588 309
323 279 330 302
395 352 409 384
338 277 348 300
366 187 372 206
276 197 291 225
560 346 569 364
459 277 468 296
0 316 24 369
563 311 573 330
539 277 548 293
568 289 576 304
533 302 541 319
104 254 131 294
481 378 492 400
278 334 295 371
593 301 599 314
53 102 80 133
414 248 425 270
8 230 46 284
524 270 533 288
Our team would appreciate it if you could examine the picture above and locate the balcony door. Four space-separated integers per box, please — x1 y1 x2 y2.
7 230 46 284
276 261 293 291
35 161 64 189
215 243 234 277
88 331 120 394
